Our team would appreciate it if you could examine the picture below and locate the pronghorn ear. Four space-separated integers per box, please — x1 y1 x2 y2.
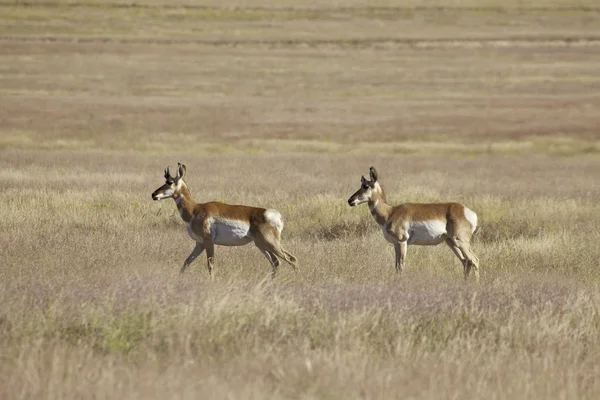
369 166 378 182
164 167 171 179
361 175 367 184
177 163 186 179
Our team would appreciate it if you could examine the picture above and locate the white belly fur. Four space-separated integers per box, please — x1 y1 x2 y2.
407 220 447 245
187 218 253 246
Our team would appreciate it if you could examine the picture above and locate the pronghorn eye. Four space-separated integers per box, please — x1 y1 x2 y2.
362 184 369 190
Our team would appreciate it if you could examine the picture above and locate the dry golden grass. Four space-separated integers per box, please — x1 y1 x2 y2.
2 152 600 399
2 1 600 399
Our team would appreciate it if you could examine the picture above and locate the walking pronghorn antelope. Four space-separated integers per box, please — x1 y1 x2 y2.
152 163 297 278
348 167 480 281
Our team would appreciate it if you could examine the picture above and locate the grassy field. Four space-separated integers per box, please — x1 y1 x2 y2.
2 1 600 399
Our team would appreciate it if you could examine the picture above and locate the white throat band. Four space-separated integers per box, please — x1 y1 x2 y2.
370 200 379 213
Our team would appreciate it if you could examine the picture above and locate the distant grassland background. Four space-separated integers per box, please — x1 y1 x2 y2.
1 1 600 399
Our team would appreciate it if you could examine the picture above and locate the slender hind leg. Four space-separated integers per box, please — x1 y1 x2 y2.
255 226 297 274
265 243 297 270
463 247 480 281
268 251 280 268
282 249 297 264
445 239 469 280
453 238 480 282
256 244 280 278
272 230 297 266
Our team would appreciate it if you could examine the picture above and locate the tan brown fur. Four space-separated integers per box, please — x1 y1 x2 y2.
152 163 297 278
349 167 480 281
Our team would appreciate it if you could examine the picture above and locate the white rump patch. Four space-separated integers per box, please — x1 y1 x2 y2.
407 220 448 245
264 209 284 233
463 207 478 233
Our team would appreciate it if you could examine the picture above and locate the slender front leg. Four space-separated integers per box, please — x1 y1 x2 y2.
204 239 215 280
393 241 408 274
393 242 401 273
180 242 205 273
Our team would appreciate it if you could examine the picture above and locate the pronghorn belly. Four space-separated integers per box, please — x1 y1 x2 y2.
210 219 253 246
407 220 448 245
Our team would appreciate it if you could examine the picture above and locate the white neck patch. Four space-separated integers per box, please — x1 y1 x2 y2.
370 200 379 213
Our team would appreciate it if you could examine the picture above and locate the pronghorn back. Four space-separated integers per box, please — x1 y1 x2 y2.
390 202 477 229
199 203 285 232
192 201 267 223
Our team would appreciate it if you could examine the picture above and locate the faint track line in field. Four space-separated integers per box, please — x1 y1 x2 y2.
1 2 600 12
1 35 600 49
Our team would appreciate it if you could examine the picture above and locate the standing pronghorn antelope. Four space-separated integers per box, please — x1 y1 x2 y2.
348 167 480 281
152 163 297 278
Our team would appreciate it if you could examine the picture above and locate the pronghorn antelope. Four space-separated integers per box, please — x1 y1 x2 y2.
152 163 297 278
348 167 480 281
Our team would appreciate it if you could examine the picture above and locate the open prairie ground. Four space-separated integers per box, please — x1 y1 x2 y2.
1 1 600 399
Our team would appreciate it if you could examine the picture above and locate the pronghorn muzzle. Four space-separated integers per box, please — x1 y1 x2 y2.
152 182 173 201
348 187 367 207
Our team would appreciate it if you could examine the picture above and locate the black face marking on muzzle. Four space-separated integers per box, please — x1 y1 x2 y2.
152 181 173 201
